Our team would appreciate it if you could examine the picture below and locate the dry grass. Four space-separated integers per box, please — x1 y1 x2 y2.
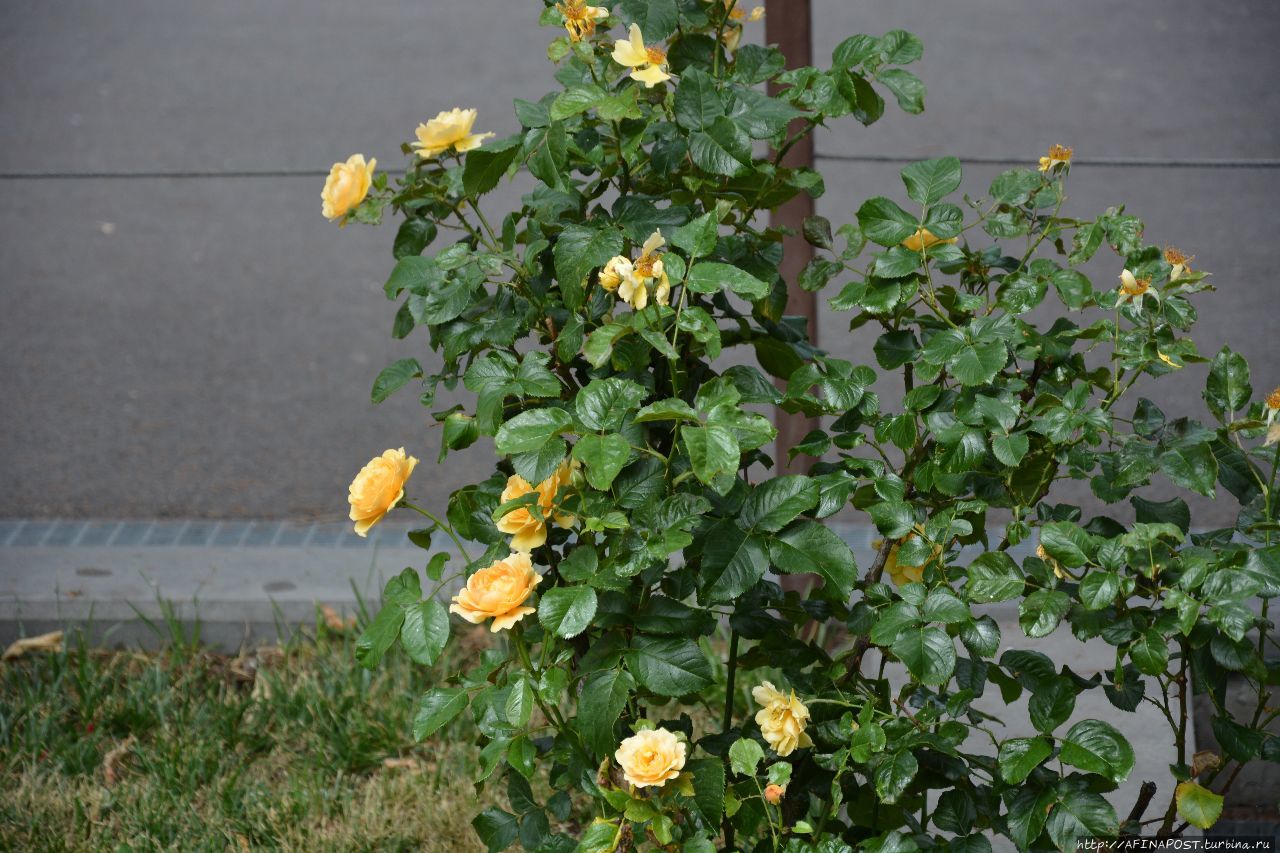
0 620 498 851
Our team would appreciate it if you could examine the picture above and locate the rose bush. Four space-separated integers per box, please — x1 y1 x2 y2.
333 2 1279 850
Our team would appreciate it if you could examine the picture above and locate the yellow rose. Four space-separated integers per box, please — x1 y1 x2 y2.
611 24 672 88
752 681 812 757
614 727 686 788
901 227 957 252
347 448 417 536
598 255 632 291
764 783 785 805
322 154 376 221
412 108 494 159
495 467 575 551
449 552 542 632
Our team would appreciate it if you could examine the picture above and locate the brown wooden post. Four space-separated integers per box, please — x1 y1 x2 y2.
765 0 819 478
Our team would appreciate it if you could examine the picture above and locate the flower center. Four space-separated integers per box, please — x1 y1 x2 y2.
1047 144 1073 162
1122 276 1151 296
633 254 660 279
645 46 667 66
1267 387 1280 410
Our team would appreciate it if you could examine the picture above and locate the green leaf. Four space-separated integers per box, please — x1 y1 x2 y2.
627 636 713 696
739 475 820 533
472 806 519 853
1029 676 1077 733
583 323 628 369
857 197 918 247
400 600 449 666
878 68 925 113
393 217 435 259
687 759 726 826
671 212 719 259
874 330 920 370
538 586 598 638
873 750 918 804
891 626 956 685
685 262 770 300
1204 346 1251 419
689 116 752 177
727 86 805 139
769 521 858 591
1045 788 1119 853
371 358 423 404
619 0 678 39
635 398 700 423
1129 629 1170 675
505 678 534 728
554 224 624 310
1175 781 1224 830
355 602 406 669
674 68 725 131
572 433 631 491
578 669 635 755
900 157 962 205
683 423 740 489
921 589 969 624
998 737 1052 784
495 407 574 455
1039 522 1093 568
700 521 769 603
413 687 468 740
729 737 765 776
1059 719 1135 783
1019 589 1071 638
1078 571 1119 610
949 337 1007 386
1160 442 1218 497
964 552 1024 603
550 85 605 121
576 378 647 431
462 138 521 197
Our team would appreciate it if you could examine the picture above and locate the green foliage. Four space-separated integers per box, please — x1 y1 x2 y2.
343 3 1279 850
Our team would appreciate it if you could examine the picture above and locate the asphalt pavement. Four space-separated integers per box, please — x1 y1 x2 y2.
1 0 1278 524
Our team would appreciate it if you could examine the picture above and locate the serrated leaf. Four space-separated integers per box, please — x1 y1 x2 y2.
900 157 962 205
538 586 598 638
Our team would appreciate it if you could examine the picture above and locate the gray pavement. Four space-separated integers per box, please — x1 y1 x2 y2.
2 1 1278 523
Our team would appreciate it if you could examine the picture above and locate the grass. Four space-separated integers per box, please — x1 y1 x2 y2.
0 613 500 852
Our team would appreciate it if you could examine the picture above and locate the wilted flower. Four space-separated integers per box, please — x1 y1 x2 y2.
557 0 608 42
764 783 785 804
1164 246 1195 282
1038 144 1073 173
1118 269 1153 309
901 227 957 252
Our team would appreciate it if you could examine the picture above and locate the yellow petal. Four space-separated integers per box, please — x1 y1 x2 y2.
631 64 672 87
612 24 649 67
454 131 495 153
641 229 665 257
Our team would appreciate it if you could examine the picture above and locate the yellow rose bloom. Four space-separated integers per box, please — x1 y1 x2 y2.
614 727 686 788
612 24 672 87
1036 543 1069 580
753 681 812 756
1118 269 1153 308
901 227 958 252
557 0 608 42
612 230 669 310
449 552 542 632
1038 143 1073 173
412 108 495 159
322 154 376 221
495 468 575 551
347 447 417 536
876 527 942 586
598 255 632 291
